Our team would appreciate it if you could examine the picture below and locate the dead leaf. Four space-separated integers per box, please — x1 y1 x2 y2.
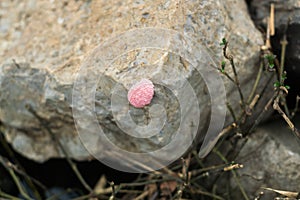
160 180 177 196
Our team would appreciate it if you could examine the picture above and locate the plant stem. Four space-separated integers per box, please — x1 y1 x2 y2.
213 149 249 200
8 167 32 200
222 41 245 109
247 62 264 104
227 102 237 122
0 131 42 200
279 35 288 84
273 95 300 139
0 189 23 200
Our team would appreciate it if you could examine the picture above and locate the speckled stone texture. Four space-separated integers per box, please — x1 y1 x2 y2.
229 119 300 199
0 0 272 162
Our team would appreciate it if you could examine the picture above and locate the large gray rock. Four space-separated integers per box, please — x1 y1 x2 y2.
0 0 271 167
228 119 300 199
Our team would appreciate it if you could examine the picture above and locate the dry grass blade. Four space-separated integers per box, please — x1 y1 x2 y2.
94 175 108 194
261 187 299 198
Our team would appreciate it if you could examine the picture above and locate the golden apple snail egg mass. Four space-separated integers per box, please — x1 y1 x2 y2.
127 79 154 108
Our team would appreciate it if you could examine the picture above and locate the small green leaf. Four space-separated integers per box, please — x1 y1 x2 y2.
220 38 227 46
264 54 276 61
264 54 276 69
281 74 287 81
221 61 226 69
274 81 281 88
220 61 226 73
285 85 290 90
264 54 271 60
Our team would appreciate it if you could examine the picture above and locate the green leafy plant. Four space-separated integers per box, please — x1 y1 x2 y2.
264 54 276 69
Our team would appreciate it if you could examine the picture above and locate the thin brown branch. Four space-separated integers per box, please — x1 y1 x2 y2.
0 155 47 191
109 182 116 200
273 97 300 139
0 132 42 200
227 102 237 122
0 151 37 200
249 94 260 111
222 41 245 109
133 190 149 200
188 187 225 200
0 189 23 200
213 149 249 200
247 62 264 104
248 92 277 134
270 3 275 36
218 69 235 83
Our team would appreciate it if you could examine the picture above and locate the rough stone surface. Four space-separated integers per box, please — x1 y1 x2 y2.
229 119 300 199
0 0 271 163
250 0 300 77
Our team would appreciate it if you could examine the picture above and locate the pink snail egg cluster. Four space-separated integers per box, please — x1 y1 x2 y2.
127 79 154 108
